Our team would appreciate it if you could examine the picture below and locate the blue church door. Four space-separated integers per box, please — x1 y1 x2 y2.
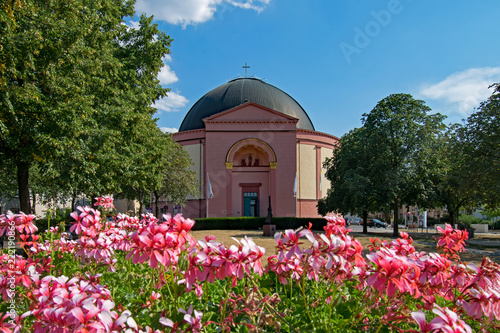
243 192 259 217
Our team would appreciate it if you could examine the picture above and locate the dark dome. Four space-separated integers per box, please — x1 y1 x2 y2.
179 78 315 132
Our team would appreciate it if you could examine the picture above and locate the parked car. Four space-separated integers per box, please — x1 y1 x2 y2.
373 219 388 228
348 218 361 225
367 218 388 228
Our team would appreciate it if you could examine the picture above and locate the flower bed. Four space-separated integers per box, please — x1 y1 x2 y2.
1 197 499 332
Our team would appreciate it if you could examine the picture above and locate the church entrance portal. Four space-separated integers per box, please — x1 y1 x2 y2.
228 139 276 218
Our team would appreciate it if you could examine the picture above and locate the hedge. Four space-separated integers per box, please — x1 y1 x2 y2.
35 217 70 233
190 216 328 231
34 214 329 232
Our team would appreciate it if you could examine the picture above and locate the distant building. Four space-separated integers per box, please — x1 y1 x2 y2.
158 78 339 218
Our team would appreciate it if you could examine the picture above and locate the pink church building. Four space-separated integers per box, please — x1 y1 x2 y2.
165 78 339 219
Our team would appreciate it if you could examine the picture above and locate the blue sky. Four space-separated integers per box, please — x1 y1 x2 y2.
130 0 500 137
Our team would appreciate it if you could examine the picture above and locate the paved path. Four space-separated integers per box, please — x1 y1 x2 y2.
348 225 500 261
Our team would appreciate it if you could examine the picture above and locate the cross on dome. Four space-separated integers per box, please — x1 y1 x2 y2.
242 62 250 77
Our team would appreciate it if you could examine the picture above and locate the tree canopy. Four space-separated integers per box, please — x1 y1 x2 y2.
434 127 479 226
318 127 378 232
457 83 500 207
320 94 446 235
117 126 198 217
320 88 500 232
436 83 500 223
0 0 196 214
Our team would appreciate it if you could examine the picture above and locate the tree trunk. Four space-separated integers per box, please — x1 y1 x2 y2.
32 192 36 213
153 191 160 218
91 195 98 208
393 199 399 237
362 210 368 234
449 208 456 228
138 190 144 217
72 190 78 212
17 161 31 214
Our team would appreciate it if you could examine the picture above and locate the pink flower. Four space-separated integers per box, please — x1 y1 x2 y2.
268 223 366 286
0 212 15 237
274 227 314 260
29 274 135 332
126 214 197 269
418 253 452 288
183 235 266 290
70 206 102 237
456 257 500 321
436 224 468 260
14 212 37 235
168 213 195 233
431 305 472 333
160 306 203 333
159 317 178 331
115 214 143 233
0 212 37 238
180 306 203 332
411 311 441 332
0 312 15 333
388 232 416 256
366 248 421 298
94 196 115 210
324 216 350 235
98 309 137 332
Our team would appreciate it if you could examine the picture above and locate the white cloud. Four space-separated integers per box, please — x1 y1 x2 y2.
160 127 179 133
158 56 179 85
163 54 173 62
227 0 270 11
419 67 500 116
127 20 141 30
135 0 270 27
154 91 189 112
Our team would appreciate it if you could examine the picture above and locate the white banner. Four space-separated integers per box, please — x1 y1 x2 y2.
419 211 427 228
206 173 214 199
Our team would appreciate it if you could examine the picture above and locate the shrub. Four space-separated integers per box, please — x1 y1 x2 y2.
458 214 484 226
426 217 438 226
492 219 500 230
35 208 73 233
190 217 266 230
271 217 327 230
439 214 451 223
190 217 328 231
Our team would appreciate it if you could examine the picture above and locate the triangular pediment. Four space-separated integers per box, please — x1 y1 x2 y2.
203 102 299 124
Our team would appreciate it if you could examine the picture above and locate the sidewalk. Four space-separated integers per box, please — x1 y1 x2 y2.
357 225 500 242
467 237 500 248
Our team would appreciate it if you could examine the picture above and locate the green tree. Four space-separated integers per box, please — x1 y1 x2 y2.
457 83 500 207
0 1 172 212
318 127 379 233
117 123 168 215
49 13 173 204
435 128 479 226
436 83 500 225
117 125 197 217
1 0 130 212
150 138 198 218
361 94 446 236
0 158 17 208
